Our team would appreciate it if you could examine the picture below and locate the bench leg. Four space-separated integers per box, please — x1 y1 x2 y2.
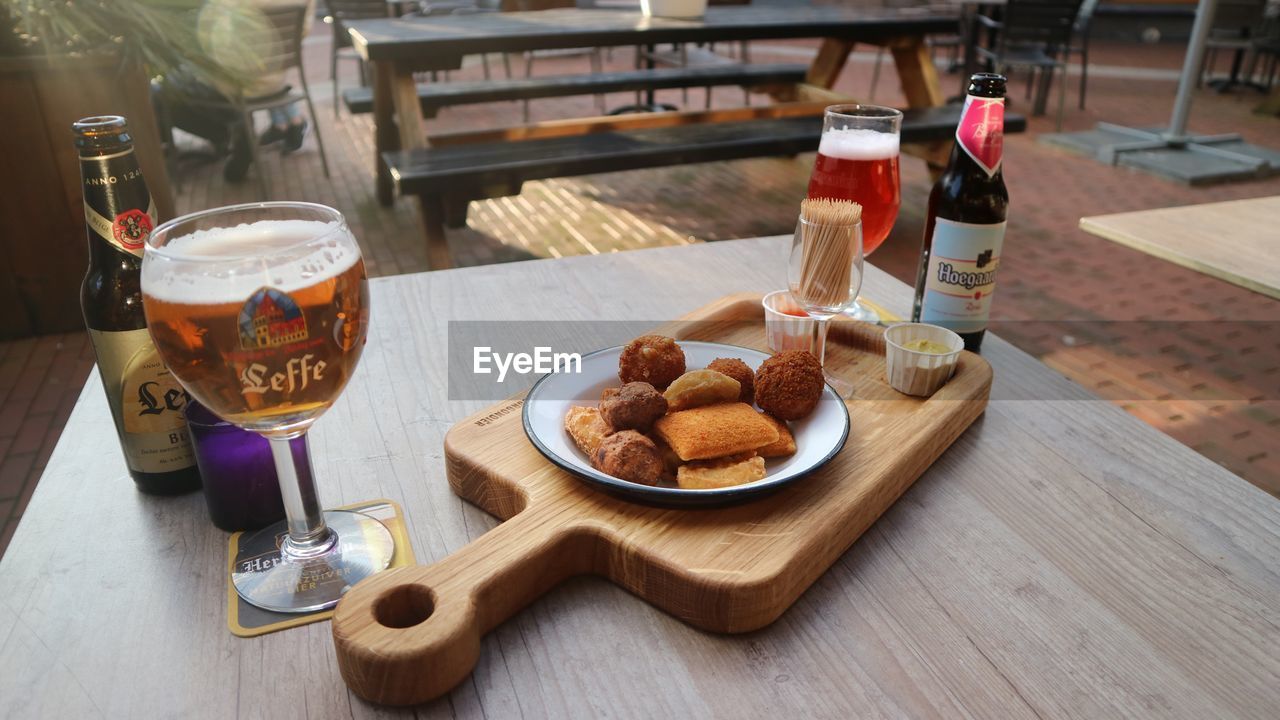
805 39 855 89
903 140 952 183
890 37 948 181
372 61 399 207
890 39 945 108
418 195 454 271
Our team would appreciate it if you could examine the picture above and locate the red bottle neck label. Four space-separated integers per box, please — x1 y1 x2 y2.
81 148 156 258
85 198 156 258
956 94 1005 177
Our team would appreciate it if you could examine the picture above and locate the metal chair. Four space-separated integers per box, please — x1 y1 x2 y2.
327 0 390 117
1199 0 1269 91
190 5 331 196
506 0 606 121
1247 13 1280 90
973 0 1085 130
1061 0 1097 109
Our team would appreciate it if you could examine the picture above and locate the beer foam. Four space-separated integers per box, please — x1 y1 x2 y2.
818 128 900 161
142 220 361 304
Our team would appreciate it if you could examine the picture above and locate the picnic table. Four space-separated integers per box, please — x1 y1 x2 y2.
2 237 1279 716
1080 195 1280 300
346 7 961 254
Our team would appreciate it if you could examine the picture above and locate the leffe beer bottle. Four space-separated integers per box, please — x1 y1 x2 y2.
75 116 200 495
911 73 1009 352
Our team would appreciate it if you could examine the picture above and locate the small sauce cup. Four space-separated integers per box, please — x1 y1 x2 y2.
762 290 815 354
883 323 964 397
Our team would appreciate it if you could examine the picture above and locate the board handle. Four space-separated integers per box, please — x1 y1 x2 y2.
331 503 594 706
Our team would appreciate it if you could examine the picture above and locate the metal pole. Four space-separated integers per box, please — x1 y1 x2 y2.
1166 0 1220 142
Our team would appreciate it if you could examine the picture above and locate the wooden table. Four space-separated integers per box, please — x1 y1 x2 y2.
1080 196 1280 300
3 238 1279 716
347 6 959 206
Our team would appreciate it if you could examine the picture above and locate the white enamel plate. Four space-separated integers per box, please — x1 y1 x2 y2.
522 341 850 507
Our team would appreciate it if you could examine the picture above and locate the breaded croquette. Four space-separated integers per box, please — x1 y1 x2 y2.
653 402 779 461
707 357 755 404
754 350 824 420
618 335 686 389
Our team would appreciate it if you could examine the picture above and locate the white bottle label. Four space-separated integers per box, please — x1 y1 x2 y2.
920 218 1006 334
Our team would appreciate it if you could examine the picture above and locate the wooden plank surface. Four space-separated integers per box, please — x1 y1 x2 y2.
332 295 992 704
391 108 1027 192
342 63 811 114
1 238 1279 717
347 7 960 63
1079 196 1280 300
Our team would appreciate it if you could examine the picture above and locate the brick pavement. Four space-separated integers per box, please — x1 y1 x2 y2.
2 22 1279 558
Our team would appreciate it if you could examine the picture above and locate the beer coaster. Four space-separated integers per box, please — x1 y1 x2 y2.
227 499 416 637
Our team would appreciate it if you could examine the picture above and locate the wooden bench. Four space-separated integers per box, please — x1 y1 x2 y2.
342 63 810 117
384 103 1027 268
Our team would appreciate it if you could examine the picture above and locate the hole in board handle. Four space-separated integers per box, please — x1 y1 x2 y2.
374 584 435 629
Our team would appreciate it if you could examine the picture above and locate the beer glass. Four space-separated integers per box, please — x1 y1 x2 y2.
807 105 902 323
141 202 393 612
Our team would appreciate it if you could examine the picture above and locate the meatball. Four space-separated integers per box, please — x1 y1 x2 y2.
593 430 664 486
707 357 755 404
754 350 824 420
600 381 667 433
618 335 686 389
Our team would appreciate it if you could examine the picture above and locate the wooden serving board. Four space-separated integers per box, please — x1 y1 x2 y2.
332 294 993 706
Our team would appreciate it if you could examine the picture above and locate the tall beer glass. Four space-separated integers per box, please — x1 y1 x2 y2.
807 104 902 323
141 202 393 612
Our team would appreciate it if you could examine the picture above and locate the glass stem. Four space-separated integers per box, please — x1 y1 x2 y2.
269 434 334 557
811 316 831 367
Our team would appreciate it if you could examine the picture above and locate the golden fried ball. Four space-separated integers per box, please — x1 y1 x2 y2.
754 350 824 420
593 430 664 486
600 381 667 433
618 335 686 389
707 357 755 404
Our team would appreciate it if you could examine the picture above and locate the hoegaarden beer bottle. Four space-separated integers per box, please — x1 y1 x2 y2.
911 73 1009 352
75 116 200 495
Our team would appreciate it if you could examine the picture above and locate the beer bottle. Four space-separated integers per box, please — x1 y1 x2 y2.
911 73 1009 352
75 116 200 495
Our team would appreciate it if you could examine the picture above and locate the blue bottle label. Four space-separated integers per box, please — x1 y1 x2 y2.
920 218 1006 334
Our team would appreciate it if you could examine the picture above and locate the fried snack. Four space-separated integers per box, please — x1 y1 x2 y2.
663 369 741 412
653 402 779 461
593 430 664 486
600 387 619 403
618 335 686 389
755 413 797 458
677 454 767 489
564 406 612 457
755 350 825 421
651 436 684 483
599 381 667 433
707 357 755 404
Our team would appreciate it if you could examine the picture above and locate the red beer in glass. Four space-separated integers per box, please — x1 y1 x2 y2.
806 104 902 322
808 131 900 253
